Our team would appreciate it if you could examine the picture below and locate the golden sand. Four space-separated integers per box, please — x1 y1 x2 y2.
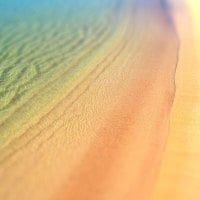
151 0 200 199
0 0 199 199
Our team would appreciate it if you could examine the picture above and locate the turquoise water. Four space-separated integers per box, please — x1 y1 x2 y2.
0 0 126 146
0 0 123 110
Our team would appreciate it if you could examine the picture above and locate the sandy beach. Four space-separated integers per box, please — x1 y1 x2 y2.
0 0 199 200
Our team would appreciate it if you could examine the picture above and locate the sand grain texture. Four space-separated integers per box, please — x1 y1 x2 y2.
0 0 199 200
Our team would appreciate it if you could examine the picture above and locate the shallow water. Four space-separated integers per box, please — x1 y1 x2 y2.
0 0 126 144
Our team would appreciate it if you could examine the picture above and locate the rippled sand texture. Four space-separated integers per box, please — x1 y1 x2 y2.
0 0 126 147
0 0 198 200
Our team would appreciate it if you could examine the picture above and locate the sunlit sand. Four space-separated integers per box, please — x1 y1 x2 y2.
0 0 199 200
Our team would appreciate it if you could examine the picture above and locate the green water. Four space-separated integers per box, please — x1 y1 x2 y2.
0 0 126 146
